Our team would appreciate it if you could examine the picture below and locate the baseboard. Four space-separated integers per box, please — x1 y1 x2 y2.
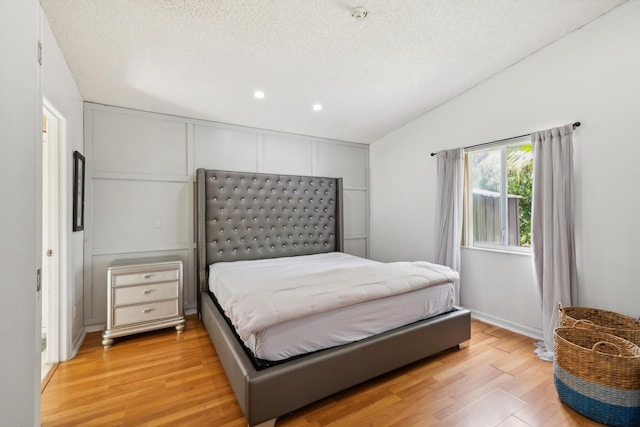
84 323 104 333
70 328 87 359
469 309 543 341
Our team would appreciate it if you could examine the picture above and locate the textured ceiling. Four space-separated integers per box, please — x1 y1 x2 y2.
40 0 626 143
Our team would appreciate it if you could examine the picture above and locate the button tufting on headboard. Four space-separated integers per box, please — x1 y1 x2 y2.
200 170 343 266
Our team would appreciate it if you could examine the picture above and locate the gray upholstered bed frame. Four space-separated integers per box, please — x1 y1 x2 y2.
195 168 471 427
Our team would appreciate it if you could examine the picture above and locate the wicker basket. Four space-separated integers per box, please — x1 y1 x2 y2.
559 305 640 346
554 327 640 427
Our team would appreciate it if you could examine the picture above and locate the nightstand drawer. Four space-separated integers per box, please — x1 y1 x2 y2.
113 269 179 287
113 281 179 306
113 300 179 327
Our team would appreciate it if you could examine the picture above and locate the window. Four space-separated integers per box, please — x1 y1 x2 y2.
464 137 532 252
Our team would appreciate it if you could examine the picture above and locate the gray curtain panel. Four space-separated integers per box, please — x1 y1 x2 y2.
531 124 577 360
434 148 464 305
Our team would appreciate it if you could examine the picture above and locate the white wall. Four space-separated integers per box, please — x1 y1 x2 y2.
41 7 85 360
370 2 640 337
0 0 41 424
83 104 369 326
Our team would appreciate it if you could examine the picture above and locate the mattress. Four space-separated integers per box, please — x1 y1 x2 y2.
209 252 456 361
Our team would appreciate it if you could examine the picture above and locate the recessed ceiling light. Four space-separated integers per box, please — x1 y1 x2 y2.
312 103 323 111
254 91 265 99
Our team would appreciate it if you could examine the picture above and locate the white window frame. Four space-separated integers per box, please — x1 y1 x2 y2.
465 136 532 254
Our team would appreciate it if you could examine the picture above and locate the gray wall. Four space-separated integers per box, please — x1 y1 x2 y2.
0 0 41 424
83 103 369 326
41 6 85 360
370 1 640 338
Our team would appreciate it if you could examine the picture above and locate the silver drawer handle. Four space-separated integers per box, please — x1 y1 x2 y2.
143 274 152 279
143 289 153 294
143 308 155 313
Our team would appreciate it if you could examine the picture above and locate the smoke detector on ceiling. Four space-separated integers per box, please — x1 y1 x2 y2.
351 6 368 21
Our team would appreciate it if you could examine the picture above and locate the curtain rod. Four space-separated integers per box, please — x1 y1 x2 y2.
429 121 581 157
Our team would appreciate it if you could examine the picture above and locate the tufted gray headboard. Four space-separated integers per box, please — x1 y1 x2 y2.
195 169 344 294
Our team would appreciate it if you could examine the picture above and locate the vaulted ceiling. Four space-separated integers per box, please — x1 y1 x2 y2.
40 0 626 143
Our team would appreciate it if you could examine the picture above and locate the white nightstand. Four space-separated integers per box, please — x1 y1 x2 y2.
102 257 186 348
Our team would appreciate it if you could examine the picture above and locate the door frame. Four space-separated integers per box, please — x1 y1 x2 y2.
42 99 70 364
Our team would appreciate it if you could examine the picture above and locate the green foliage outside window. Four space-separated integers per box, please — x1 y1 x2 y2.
470 150 499 192
470 143 533 247
507 145 533 246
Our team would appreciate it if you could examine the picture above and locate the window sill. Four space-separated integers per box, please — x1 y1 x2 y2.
460 245 532 257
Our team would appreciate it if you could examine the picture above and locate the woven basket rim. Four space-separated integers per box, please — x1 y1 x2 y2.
554 327 640 358
560 306 640 329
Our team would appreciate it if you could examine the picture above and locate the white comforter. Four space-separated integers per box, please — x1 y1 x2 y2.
209 252 459 342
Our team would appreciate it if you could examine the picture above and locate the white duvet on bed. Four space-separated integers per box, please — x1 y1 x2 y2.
209 252 458 361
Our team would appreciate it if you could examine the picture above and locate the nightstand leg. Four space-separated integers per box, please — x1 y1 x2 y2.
176 322 185 334
102 335 114 349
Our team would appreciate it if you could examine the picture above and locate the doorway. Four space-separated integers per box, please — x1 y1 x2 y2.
41 104 61 385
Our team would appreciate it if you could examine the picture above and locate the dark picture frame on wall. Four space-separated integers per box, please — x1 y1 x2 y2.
73 150 85 232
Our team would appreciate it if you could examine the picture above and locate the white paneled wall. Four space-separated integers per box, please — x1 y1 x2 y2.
91 110 189 177
84 104 369 326
261 134 313 175
193 126 258 171
316 142 368 188
91 180 190 250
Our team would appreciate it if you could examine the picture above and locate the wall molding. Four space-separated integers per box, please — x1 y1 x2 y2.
91 245 192 256
83 103 370 327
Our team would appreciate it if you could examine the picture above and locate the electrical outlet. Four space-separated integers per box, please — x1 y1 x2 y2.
153 216 162 229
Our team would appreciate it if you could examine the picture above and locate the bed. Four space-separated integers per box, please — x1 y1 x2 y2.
195 168 471 427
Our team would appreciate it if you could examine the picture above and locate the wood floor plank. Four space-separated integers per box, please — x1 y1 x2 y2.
441 388 526 426
41 316 606 426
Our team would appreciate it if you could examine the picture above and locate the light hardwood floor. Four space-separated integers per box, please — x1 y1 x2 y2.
41 316 603 426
